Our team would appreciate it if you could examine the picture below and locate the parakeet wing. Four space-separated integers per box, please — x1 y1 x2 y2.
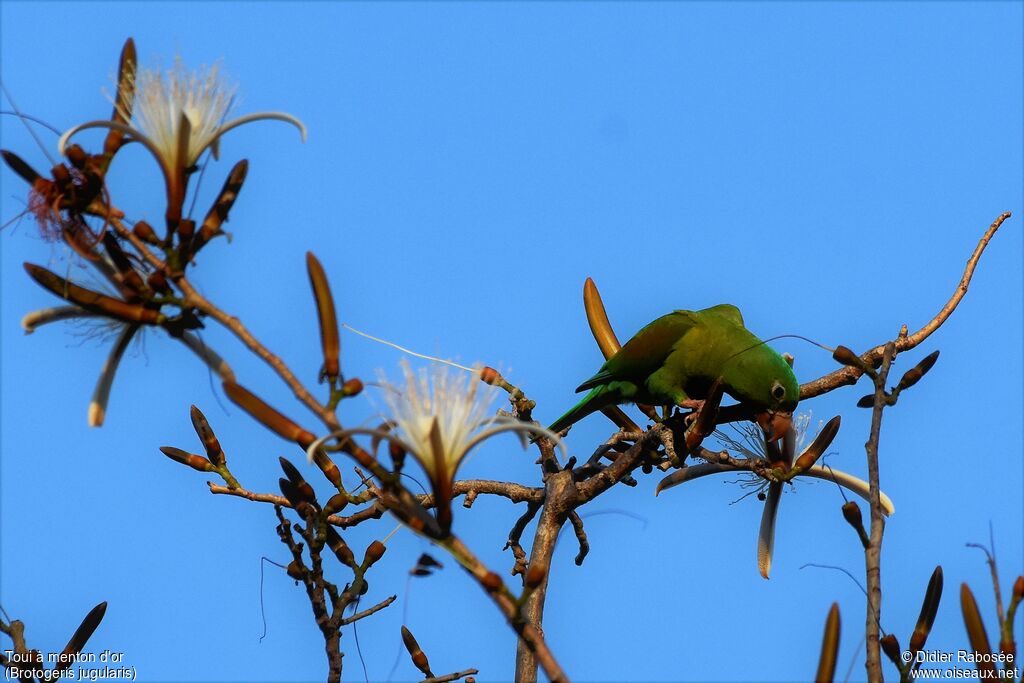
700 303 744 327
575 310 699 392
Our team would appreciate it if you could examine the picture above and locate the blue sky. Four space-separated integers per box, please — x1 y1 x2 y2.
1 2 1021 682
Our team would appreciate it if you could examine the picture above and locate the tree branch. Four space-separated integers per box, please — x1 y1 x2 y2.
800 212 1011 400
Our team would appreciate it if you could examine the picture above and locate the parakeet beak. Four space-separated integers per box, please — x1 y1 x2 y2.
755 410 792 442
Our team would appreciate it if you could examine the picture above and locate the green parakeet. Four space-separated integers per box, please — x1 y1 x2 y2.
549 304 799 439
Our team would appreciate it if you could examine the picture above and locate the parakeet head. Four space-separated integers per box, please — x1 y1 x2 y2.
722 345 800 440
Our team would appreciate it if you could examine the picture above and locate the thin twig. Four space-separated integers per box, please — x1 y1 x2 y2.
341 595 397 625
864 342 896 682
800 212 1011 399
422 668 480 683
567 511 590 566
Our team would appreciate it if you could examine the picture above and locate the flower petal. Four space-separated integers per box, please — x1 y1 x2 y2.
655 462 738 496
804 465 896 516
757 481 783 579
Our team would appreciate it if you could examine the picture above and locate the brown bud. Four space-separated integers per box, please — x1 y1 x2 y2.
815 603 841 683
880 634 902 666
278 479 317 515
323 493 348 516
52 163 71 186
133 220 159 244
400 625 420 653
341 378 363 397
363 541 387 568
324 526 355 567
481 571 503 593
1012 575 1023 600
306 252 341 383
2 149 42 184
960 583 996 675
856 394 876 408
896 350 940 391
400 626 433 677
190 405 224 467
479 366 500 385
24 263 164 326
222 381 317 447
311 449 342 487
56 601 107 669
147 271 171 295
832 345 862 368
177 218 195 241
279 457 317 503
286 560 305 581
412 652 431 674
524 561 547 590
841 501 869 549
195 160 248 252
910 566 943 654
794 415 841 471
159 446 215 472
64 144 87 169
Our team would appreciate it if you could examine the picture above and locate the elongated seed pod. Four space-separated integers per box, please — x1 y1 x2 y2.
103 38 136 162
2 149 42 185
24 263 163 325
190 405 225 467
306 252 341 383
909 566 943 654
89 323 139 427
222 381 316 447
960 583 996 675
194 160 248 254
795 415 842 470
55 602 107 673
815 603 841 683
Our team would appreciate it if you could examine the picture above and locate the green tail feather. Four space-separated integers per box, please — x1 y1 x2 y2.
548 385 617 435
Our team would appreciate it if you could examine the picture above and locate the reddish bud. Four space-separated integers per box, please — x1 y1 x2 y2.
286 560 305 581
323 493 348 516
480 366 500 385
52 163 71 186
177 218 195 241
159 446 215 472
311 449 342 487
363 541 386 568
1013 575 1023 600
832 345 861 368
341 378 363 397
880 634 902 666
133 220 159 244
65 144 87 169
481 571 503 593
324 526 355 567
147 271 171 295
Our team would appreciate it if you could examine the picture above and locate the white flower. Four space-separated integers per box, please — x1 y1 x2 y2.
58 51 305 204
658 412 895 579
306 360 564 536
381 360 502 485
130 57 236 172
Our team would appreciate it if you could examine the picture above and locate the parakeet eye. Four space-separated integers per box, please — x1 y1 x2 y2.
770 381 786 401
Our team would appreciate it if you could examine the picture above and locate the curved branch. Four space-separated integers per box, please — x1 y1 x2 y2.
800 212 1011 399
